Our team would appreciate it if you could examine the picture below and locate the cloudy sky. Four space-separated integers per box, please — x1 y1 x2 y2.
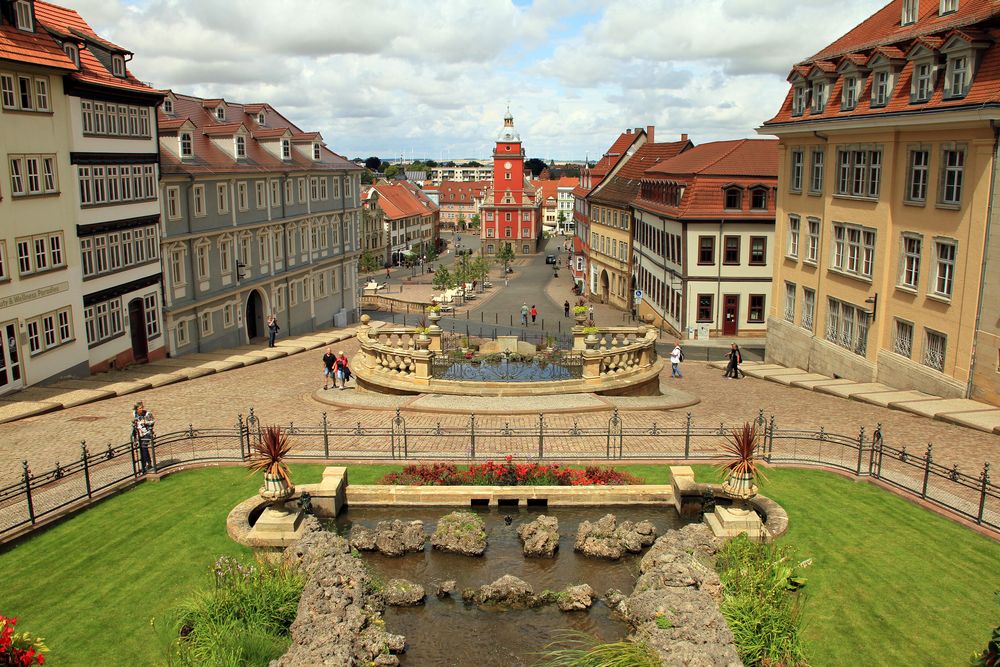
74 0 886 161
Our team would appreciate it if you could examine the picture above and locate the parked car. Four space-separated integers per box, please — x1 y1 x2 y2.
545 254 556 264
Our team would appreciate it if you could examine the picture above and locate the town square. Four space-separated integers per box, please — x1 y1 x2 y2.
0 0 999 665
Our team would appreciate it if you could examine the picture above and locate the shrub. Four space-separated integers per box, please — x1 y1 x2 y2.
536 631 659 667
716 535 809 667
379 459 642 486
166 555 304 666
971 591 1000 666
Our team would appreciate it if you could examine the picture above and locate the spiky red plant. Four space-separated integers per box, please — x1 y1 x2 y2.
248 425 293 484
718 421 767 483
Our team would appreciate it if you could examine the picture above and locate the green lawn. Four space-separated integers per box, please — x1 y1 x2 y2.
0 463 996 666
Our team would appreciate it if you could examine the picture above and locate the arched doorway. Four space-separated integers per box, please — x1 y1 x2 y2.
600 269 610 304
127 298 148 363
245 289 264 342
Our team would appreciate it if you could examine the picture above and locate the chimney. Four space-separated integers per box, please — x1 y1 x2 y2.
681 133 688 142
626 128 632 134
646 125 655 143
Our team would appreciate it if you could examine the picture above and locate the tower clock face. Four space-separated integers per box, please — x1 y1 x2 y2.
504 161 512 169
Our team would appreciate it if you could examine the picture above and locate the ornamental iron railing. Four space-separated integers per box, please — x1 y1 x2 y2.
0 408 995 542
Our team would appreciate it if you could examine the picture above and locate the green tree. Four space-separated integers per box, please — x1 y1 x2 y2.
425 245 440 263
361 169 375 184
456 213 466 230
496 243 515 272
470 256 492 290
557 210 567 232
383 164 404 180
358 250 381 276
432 265 453 291
524 157 547 177
364 156 382 171
470 213 481 229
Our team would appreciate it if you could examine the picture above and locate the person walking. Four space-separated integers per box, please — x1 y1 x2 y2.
335 350 351 390
520 303 529 326
670 341 684 379
587 304 594 321
266 315 279 347
563 300 570 317
724 343 745 379
135 403 155 473
530 305 538 324
322 347 336 390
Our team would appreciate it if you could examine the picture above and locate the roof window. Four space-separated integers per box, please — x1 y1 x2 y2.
163 98 173 114
939 0 958 15
63 43 80 68
111 55 125 78
180 132 193 159
215 106 225 121
901 0 919 25
14 0 32 31
257 111 265 126
281 139 291 160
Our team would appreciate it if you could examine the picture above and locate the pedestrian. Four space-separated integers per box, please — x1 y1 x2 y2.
670 341 684 379
587 304 594 321
322 347 336 390
725 343 745 379
386 266 391 280
530 305 537 323
520 303 529 326
563 300 570 317
135 403 155 473
335 350 351 390
131 401 144 447
267 314 279 347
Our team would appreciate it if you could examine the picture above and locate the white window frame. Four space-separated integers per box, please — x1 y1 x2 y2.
787 215 800 259
923 328 947 371
932 238 957 298
180 132 193 158
939 146 965 206
899 234 922 290
906 148 929 204
14 1 33 31
790 149 803 192
192 184 206 217
893 319 914 358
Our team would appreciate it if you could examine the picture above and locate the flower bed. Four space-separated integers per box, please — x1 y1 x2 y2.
379 458 642 487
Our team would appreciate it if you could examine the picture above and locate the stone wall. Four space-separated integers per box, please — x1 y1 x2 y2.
763 317 813 370
876 350 966 399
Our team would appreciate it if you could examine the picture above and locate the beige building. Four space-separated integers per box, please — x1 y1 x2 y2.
760 0 1000 404
360 187 388 267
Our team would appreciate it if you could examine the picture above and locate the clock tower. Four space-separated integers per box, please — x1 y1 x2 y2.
480 107 542 256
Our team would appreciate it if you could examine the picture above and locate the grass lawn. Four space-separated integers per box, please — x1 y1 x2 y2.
0 462 996 666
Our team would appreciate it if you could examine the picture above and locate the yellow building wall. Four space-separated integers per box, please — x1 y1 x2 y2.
589 203 632 311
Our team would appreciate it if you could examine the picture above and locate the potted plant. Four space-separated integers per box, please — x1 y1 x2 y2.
248 426 294 511
582 320 600 348
572 298 589 324
426 304 442 325
413 318 432 349
719 421 765 501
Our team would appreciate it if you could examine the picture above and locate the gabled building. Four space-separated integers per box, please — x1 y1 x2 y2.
158 93 362 353
371 179 440 265
760 0 1000 404
480 109 543 256
437 180 488 230
0 0 162 393
587 130 693 312
571 128 648 292
360 186 388 267
533 176 578 234
633 139 778 338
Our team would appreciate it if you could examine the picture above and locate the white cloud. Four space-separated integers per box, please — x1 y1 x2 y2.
74 0 886 159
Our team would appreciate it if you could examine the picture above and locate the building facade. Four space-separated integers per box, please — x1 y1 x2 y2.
158 93 362 354
480 109 543 256
430 162 492 183
0 0 163 393
360 186 388 267
633 139 778 338
760 0 1000 403
371 180 440 265
436 180 487 230
588 129 691 312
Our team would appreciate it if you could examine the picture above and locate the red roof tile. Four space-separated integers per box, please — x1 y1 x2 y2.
438 180 489 203
372 180 439 220
590 130 644 178
589 140 694 207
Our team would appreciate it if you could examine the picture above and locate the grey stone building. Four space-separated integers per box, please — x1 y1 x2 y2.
157 92 362 355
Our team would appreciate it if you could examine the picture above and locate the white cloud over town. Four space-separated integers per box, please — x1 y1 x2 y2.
73 0 885 160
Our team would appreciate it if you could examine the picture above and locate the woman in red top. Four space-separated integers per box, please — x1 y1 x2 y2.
335 351 351 390
530 305 537 323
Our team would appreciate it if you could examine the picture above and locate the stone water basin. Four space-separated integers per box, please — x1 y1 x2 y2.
330 504 689 666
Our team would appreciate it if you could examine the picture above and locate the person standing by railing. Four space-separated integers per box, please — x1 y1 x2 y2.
135 404 155 474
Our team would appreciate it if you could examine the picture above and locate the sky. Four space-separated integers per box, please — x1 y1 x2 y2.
73 0 888 161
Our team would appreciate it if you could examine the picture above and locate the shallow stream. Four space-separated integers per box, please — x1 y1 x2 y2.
331 505 687 666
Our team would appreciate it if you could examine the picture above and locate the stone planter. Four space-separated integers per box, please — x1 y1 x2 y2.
721 470 758 501
584 333 599 350
574 312 587 324
427 311 442 325
415 334 431 350
259 472 295 512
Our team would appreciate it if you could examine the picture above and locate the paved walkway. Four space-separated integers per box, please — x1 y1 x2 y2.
712 360 1000 435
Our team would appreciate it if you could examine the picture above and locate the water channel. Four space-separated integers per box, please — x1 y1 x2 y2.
331 505 688 666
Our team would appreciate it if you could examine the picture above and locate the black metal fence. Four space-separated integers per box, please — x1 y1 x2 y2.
0 408 995 541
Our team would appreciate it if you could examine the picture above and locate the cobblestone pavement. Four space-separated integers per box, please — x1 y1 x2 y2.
1 327 996 485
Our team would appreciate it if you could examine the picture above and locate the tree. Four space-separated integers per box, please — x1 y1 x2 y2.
470 256 493 290
358 250 381 276
465 160 483 167
383 164 404 180
456 213 467 230
361 169 375 185
364 156 382 171
425 245 440 263
432 265 453 291
470 213 481 229
497 243 515 272
557 210 567 233
524 158 547 177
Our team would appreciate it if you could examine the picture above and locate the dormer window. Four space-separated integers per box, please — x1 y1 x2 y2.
257 111 265 125
235 135 246 159
842 77 859 110
215 106 225 121
911 62 934 102
111 55 125 78
872 70 892 107
939 0 958 15
792 85 809 116
751 187 768 210
724 187 742 210
163 98 173 114
63 43 79 68
180 132 193 158
281 139 291 160
312 143 321 161
14 0 33 31
902 0 919 25
811 80 828 113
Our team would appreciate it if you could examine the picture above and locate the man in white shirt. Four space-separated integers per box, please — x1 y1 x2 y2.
670 342 683 378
